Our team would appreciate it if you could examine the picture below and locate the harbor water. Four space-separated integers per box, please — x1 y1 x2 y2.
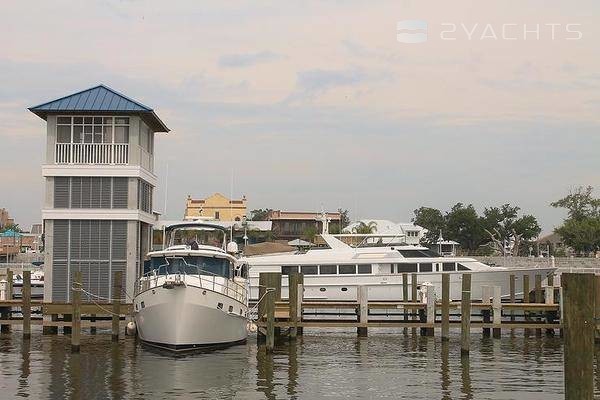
0 328 597 399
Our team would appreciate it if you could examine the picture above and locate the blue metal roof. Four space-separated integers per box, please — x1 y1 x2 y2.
29 84 169 132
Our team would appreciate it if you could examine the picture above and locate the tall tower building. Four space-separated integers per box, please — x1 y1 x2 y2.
29 85 169 302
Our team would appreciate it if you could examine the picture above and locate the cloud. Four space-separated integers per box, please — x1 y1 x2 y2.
218 51 284 68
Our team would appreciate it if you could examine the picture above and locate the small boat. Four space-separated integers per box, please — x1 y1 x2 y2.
133 222 249 352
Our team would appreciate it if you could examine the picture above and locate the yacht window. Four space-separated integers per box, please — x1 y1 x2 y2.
358 264 372 274
150 256 231 278
282 266 298 275
442 262 456 272
398 249 439 258
301 265 318 275
457 263 471 271
319 265 337 274
396 263 418 273
419 263 433 272
339 265 356 274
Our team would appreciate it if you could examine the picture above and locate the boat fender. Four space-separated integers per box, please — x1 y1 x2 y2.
126 321 137 336
247 321 258 333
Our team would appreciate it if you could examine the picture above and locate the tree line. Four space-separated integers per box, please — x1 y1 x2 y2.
413 203 541 256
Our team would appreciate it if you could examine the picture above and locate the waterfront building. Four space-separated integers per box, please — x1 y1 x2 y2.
342 219 425 245
267 210 341 241
184 193 247 221
29 84 169 302
0 208 15 229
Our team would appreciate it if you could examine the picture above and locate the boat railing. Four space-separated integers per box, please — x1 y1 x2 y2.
138 264 247 304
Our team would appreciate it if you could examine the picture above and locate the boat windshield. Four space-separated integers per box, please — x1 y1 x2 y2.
167 226 226 249
146 255 232 278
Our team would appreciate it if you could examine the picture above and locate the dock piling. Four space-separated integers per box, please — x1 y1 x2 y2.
481 285 491 338
288 273 303 339
112 271 122 341
509 274 515 336
357 286 368 337
411 273 418 336
22 270 31 339
441 274 450 341
523 275 530 337
424 284 435 336
460 274 472 355
402 273 408 336
562 273 594 400
535 274 543 337
492 286 501 338
71 271 82 352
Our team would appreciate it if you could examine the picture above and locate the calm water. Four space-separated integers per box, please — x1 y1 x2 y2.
1 328 599 399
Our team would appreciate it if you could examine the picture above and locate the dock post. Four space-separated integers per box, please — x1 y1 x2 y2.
523 275 530 337
481 285 491 338
357 285 368 337
562 273 594 400
266 285 275 351
441 274 450 341
296 283 304 336
535 274 543 337
509 274 515 336
90 314 97 335
424 284 435 336
411 273 418 336
402 273 409 336
22 270 31 339
492 286 501 339
289 272 303 339
1 269 13 333
71 271 82 353
460 274 472 355
112 271 122 342
595 275 600 343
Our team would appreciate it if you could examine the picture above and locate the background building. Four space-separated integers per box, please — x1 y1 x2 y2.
342 219 425 245
267 210 341 241
184 193 247 221
0 208 15 229
30 84 168 302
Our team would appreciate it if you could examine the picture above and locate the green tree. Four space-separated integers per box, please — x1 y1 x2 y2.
445 203 485 251
552 186 600 254
412 207 446 244
338 208 350 230
302 226 318 242
0 223 21 233
249 208 272 221
481 204 540 255
352 221 377 234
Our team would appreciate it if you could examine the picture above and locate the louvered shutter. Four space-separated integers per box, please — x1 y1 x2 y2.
112 178 128 208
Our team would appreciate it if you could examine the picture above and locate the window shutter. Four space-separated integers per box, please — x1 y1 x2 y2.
54 177 70 208
112 178 128 208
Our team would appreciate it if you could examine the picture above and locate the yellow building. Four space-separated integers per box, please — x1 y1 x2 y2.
184 193 247 221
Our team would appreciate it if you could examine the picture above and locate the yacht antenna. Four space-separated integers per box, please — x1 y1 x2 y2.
163 162 169 216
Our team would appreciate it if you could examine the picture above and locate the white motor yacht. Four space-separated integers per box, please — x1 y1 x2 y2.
244 232 556 302
133 222 249 352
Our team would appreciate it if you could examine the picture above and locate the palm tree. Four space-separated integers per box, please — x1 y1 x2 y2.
352 221 377 234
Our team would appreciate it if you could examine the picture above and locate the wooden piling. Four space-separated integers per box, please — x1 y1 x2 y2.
402 273 408 335
288 272 303 339
411 273 418 336
71 271 82 352
562 273 594 400
595 275 600 344
1 269 13 333
259 272 281 351
460 274 472 355
481 285 491 338
357 285 368 337
7 269 13 300
535 274 543 337
492 286 501 339
90 314 97 335
112 271 122 341
441 274 450 341
523 275 530 337
424 284 435 336
509 274 515 336
22 270 31 339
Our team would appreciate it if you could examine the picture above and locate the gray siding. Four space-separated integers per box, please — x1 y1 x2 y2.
52 177 129 209
51 219 128 302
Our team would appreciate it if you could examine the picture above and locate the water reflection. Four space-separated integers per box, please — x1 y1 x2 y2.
0 331 579 399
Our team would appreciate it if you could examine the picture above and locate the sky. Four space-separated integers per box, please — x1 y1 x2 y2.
1 1 600 233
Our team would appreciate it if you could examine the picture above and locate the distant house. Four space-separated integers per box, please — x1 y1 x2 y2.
342 219 425 245
267 210 341 241
0 208 15 230
185 193 247 221
536 232 569 256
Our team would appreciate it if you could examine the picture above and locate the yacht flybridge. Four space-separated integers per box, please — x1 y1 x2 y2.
133 222 249 352
244 233 556 302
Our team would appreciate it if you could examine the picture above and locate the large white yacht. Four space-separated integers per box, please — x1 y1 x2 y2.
244 231 556 302
133 222 249 352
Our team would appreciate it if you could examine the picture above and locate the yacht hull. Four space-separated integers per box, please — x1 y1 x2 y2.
249 268 557 301
134 284 248 351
